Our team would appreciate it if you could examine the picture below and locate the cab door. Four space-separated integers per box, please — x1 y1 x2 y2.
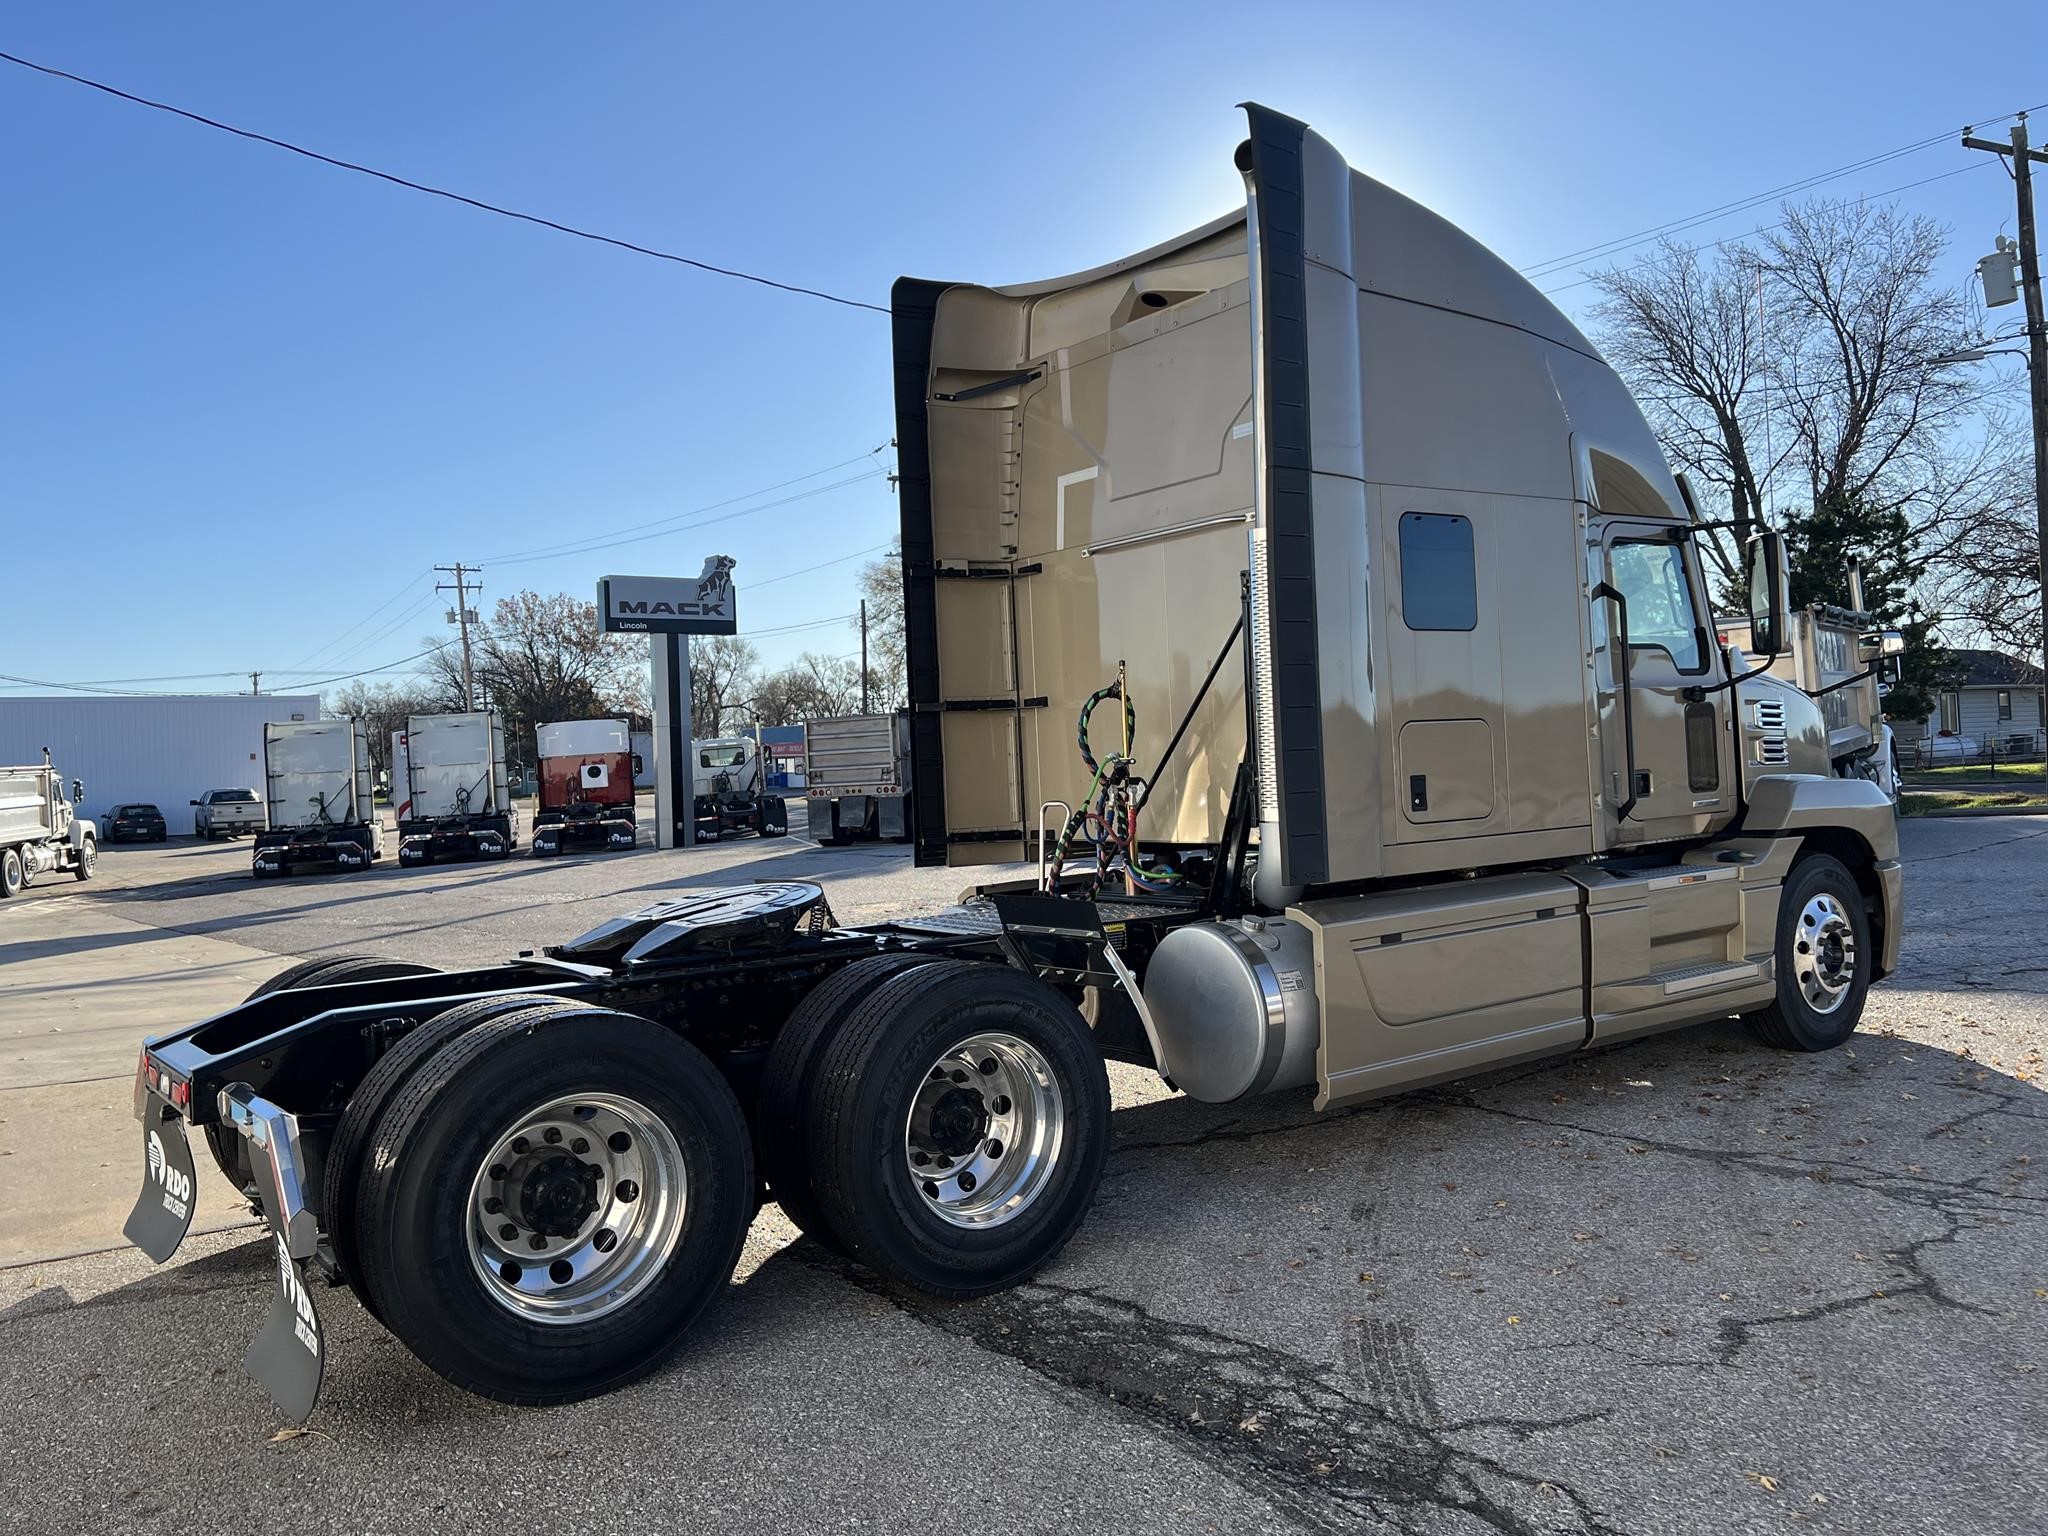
1591 521 1734 847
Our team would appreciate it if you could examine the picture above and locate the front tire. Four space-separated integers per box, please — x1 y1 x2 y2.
0 847 22 898
1743 853 1872 1052
351 1005 754 1404
73 836 96 881
807 960 1110 1297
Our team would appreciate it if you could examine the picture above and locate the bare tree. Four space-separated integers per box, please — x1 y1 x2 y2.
688 634 759 735
857 546 907 707
421 591 646 756
325 679 441 780
1591 241 1782 592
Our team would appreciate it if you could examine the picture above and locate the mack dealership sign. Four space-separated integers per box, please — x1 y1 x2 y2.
598 558 739 636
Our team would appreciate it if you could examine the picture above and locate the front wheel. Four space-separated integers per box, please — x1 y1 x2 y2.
0 847 22 899
350 1005 754 1404
1742 853 1872 1052
73 837 96 881
807 959 1110 1297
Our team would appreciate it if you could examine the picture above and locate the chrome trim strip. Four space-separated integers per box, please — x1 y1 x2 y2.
1081 510 1251 558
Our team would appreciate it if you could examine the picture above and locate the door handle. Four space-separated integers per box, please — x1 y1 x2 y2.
1592 581 1639 822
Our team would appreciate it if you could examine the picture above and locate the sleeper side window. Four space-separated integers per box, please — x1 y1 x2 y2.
1399 512 1477 631
1609 539 1706 673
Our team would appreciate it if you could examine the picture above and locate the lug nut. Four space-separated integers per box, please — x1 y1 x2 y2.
499 1223 517 1240
935 1155 953 1170
484 1197 504 1215
511 1136 530 1155
488 1163 508 1181
911 1151 929 1167
543 1127 562 1144
571 1137 589 1154
528 1234 547 1251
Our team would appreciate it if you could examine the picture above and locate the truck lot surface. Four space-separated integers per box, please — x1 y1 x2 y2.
2 813 2043 1535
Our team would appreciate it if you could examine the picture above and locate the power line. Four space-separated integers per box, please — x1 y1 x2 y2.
1520 103 2045 281
0 47 888 316
751 540 896 589
287 567 433 670
481 445 892 566
1540 161 1999 298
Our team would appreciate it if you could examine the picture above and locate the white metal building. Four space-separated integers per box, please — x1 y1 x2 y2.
0 695 321 836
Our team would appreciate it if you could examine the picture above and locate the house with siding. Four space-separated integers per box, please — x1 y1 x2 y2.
1894 649 2045 754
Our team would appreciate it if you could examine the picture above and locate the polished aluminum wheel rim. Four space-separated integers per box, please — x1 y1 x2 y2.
465 1093 685 1322
903 1032 1064 1229
1792 893 1857 1014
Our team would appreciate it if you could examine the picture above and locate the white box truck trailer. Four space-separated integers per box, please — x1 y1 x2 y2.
397 712 519 865
803 712 911 843
251 721 382 877
126 105 1902 1425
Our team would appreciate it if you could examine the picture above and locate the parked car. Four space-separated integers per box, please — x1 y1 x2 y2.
191 787 265 839
104 803 168 843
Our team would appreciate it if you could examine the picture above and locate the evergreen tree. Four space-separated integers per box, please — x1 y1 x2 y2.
1778 490 1957 723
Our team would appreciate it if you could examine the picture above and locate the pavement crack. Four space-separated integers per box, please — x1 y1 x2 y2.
804 1252 1626 1536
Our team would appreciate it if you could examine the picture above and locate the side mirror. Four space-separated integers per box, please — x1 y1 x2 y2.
1858 629 1906 663
1744 530 1788 657
189 799 201 806
70 780 83 804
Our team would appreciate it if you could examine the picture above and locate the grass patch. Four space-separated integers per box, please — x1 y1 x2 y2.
1904 759 2045 784
1899 790 2048 816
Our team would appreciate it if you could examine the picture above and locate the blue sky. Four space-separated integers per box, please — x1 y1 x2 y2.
2 2 2040 697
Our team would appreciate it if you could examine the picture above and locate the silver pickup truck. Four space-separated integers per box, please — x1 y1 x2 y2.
190 787 265 839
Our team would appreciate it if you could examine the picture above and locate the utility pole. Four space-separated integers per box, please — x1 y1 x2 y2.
1963 116 2048 770
249 672 261 696
859 599 870 713
435 563 483 711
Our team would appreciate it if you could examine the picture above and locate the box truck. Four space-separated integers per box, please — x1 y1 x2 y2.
250 721 382 877
0 752 97 896
127 106 1902 1423
396 712 519 865
804 712 911 843
530 719 638 857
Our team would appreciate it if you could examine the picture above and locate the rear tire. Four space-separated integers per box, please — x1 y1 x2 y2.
323 993 575 1312
351 1005 754 1404
756 953 939 1244
807 960 1110 1297
201 957 441 1204
1742 853 1871 1052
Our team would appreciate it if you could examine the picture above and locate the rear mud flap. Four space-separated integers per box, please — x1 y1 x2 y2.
121 1109 197 1263
243 1148 325 1423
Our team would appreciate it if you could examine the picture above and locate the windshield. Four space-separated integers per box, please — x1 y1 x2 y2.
700 746 748 769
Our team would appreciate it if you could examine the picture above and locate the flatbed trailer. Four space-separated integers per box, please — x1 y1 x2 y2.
123 105 1904 1421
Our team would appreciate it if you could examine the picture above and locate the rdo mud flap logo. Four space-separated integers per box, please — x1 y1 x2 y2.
147 1129 192 1220
246 1232 325 1423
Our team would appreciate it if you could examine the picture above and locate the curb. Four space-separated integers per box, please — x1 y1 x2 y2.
1900 805 2048 819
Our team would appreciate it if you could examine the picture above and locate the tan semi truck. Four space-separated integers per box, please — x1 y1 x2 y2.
125 105 1899 1421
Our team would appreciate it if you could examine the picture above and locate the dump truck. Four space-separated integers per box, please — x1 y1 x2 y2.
0 753 96 896
124 105 1902 1423
804 711 911 843
530 719 638 857
251 721 383 877
396 711 519 864
1720 564 1904 806
691 734 788 841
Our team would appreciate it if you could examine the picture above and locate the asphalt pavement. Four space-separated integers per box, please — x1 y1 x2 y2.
1 812 2043 1535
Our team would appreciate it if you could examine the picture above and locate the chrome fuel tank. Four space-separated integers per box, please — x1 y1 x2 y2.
1141 916 1320 1103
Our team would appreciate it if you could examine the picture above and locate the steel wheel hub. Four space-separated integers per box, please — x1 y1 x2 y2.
465 1092 685 1322
1792 893 1858 1014
903 1032 1063 1229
